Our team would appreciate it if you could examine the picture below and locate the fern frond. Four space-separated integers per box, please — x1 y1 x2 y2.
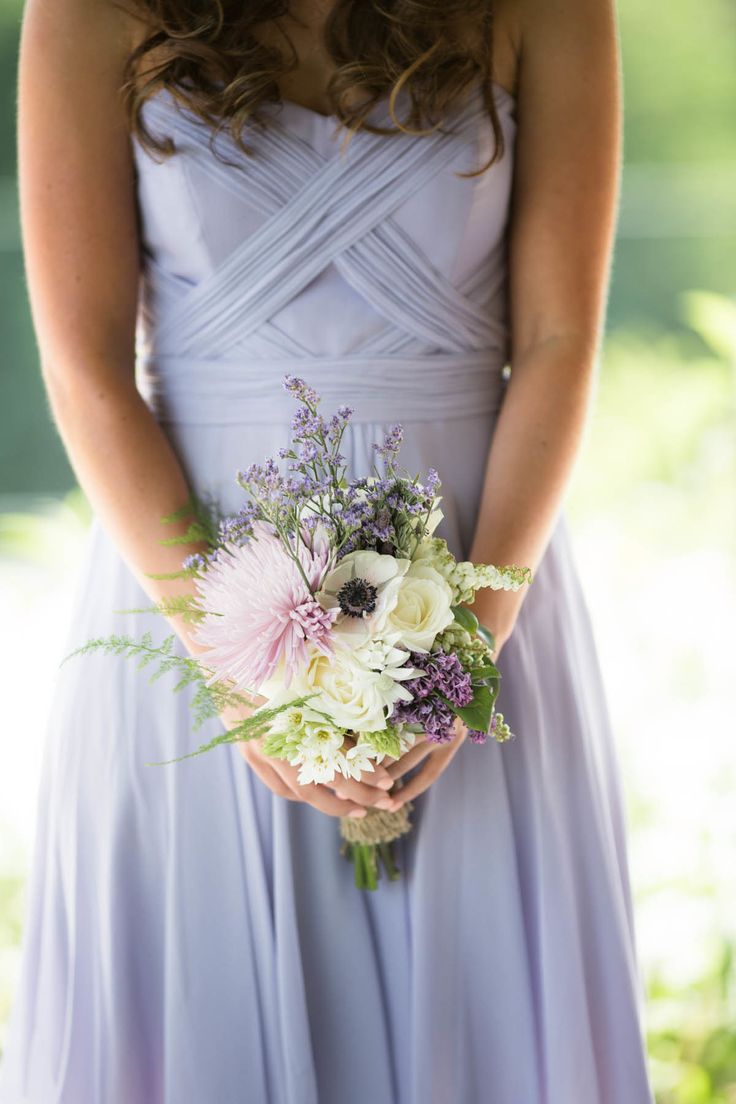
159 521 214 548
159 492 222 549
145 696 314 766
160 495 200 525
190 494 222 547
64 632 309 765
62 632 262 732
61 633 207 683
145 567 202 581
113 595 210 624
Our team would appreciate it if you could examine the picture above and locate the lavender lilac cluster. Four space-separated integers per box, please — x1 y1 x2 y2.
390 651 474 743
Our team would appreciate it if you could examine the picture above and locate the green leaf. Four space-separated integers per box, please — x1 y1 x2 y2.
476 676 500 702
447 684 494 733
471 664 498 681
452 605 479 634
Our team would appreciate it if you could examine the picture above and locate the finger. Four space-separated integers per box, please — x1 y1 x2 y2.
386 741 433 781
237 743 295 800
270 761 369 818
393 723 467 805
331 774 400 808
366 761 395 788
338 738 394 789
342 762 395 790
380 736 425 770
298 781 369 819
391 751 450 805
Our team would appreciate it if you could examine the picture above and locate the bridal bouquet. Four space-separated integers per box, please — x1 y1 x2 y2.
69 376 532 888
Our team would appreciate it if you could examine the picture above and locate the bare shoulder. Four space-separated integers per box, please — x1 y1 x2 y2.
490 0 620 105
20 0 145 86
499 0 622 357
514 0 620 98
18 0 147 370
488 0 524 98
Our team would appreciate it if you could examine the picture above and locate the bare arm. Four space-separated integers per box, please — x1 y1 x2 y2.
18 0 206 652
469 0 622 653
18 3 393 815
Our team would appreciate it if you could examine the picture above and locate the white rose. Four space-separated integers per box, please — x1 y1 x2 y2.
384 562 455 653
300 646 413 733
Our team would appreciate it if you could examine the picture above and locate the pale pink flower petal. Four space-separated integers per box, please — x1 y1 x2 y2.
193 521 336 692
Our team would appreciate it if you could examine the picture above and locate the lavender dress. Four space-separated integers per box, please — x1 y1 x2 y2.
0 82 654 1103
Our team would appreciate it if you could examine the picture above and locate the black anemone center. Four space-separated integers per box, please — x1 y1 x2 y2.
337 577 379 618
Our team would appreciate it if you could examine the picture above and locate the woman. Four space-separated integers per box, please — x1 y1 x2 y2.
1 0 654 1100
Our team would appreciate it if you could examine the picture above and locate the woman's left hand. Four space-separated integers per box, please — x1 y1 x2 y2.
377 607 519 805
381 717 468 808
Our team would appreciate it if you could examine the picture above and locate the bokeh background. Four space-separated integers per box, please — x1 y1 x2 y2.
1 1 735 1098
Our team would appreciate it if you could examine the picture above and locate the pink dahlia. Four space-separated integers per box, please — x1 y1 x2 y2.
193 522 336 692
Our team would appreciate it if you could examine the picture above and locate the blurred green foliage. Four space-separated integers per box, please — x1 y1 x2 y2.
571 297 736 558
568 294 736 1102
621 0 736 163
0 873 24 1038
648 940 736 1104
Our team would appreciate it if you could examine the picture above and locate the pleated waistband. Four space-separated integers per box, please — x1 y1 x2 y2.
136 352 509 426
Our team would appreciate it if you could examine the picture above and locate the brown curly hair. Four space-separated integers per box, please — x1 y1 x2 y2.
120 0 506 177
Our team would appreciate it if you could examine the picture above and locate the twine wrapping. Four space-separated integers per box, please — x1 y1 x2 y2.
339 803 414 846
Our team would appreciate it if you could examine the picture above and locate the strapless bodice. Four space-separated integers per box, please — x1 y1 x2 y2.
130 81 517 428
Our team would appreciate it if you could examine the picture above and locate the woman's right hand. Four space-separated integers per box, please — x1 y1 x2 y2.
220 703 399 820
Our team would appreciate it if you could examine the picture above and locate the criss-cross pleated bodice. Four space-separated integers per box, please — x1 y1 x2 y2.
133 82 517 429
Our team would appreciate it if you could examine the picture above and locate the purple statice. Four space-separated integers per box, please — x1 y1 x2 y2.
218 501 260 546
224 378 441 592
335 472 434 559
283 472 331 501
390 651 474 743
298 440 319 463
282 375 319 406
237 457 284 502
182 551 208 573
290 405 326 440
301 512 336 534
373 424 404 465
425 468 440 495
219 379 357 581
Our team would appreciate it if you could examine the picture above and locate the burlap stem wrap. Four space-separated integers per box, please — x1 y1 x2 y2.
339 803 414 846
